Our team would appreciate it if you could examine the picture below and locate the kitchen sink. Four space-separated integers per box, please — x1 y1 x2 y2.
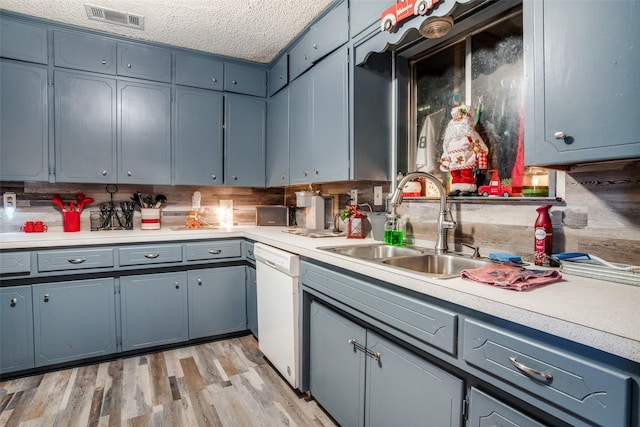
320 243 497 278
382 254 495 276
319 243 426 259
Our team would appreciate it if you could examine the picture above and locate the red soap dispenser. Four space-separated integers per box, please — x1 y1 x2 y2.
534 204 553 265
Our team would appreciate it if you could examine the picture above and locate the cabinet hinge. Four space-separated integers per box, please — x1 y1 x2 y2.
462 396 469 420
116 336 122 347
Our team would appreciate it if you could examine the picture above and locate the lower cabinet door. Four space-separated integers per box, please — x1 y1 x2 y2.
467 387 548 427
246 265 258 338
1 286 34 373
33 279 116 367
188 266 246 339
365 331 464 427
310 300 367 427
121 272 188 351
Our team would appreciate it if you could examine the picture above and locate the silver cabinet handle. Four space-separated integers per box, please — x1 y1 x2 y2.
127 171 132 176
509 357 553 382
314 168 319 175
144 253 160 259
303 170 308 176
208 249 222 254
232 176 238 181
174 281 180 289
303 54 308 60
10 298 17 306
232 80 237 85
212 174 217 180
44 294 50 302
279 75 284 80
212 77 217 82
197 278 203 286
127 63 132 68
67 258 86 264
101 60 107 65
313 43 318 49
554 131 566 140
102 170 108 176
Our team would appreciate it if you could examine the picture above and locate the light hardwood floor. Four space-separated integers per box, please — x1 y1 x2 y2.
0 335 337 427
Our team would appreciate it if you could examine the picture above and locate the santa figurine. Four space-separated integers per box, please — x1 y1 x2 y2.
440 105 488 196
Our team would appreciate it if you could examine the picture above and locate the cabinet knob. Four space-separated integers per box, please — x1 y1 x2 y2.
232 80 237 85
101 60 107 65
44 294 50 303
102 170 108 176
127 63 132 69
212 77 217 82
10 298 17 307
197 278 202 286
233 176 238 180
303 55 308 60
280 75 284 80
313 44 318 49
554 131 566 140
281 175 286 180
212 174 217 180
127 171 132 176
314 168 319 175
303 170 308 176
174 282 180 289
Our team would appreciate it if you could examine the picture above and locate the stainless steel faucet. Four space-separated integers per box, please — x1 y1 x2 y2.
388 172 456 254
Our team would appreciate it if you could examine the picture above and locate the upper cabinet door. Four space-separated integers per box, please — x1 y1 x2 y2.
117 42 172 83
524 0 640 166
224 93 266 187
224 62 267 97
0 17 48 64
307 0 348 63
266 88 290 187
118 80 171 184
55 70 117 183
0 60 49 182
174 87 223 185
267 54 288 97
175 52 224 91
54 30 117 74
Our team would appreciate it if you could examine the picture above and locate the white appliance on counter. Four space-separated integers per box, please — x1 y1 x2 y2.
254 243 300 388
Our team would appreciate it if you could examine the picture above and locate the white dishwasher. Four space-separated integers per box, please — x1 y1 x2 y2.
254 243 300 388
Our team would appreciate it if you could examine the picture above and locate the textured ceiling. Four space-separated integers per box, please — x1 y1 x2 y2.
1 0 335 63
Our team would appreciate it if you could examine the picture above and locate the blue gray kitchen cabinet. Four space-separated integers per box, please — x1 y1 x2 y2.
120 272 189 351
267 54 288 97
467 387 548 427
0 286 34 374
348 0 389 40
266 87 290 186
53 30 117 75
117 42 172 83
32 279 117 367
54 70 117 183
118 79 172 184
224 93 266 187
174 87 223 185
246 265 258 338
309 300 464 427
0 60 49 182
523 0 640 166
289 47 349 184
0 16 48 64
289 0 348 81
224 62 267 97
175 52 224 91
188 266 246 339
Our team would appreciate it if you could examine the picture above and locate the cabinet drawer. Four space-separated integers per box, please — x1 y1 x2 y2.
186 241 242 261
288 34 313 81
267 54 288 96
307 0 348 63
0 251 31 275
117 42 172 83
301 262 458 356
37 248 114 272
54 30 117 74
118 244 182 266
0 17 48 64
176 52 224 90
224 62 266 97
462 319 631 427
467 387 547 427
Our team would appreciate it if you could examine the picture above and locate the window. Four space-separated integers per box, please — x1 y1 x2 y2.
409 9 552 199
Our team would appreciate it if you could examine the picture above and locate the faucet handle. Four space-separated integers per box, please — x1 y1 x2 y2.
461 243 481 258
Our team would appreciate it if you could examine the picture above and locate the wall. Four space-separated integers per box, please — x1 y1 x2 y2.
1 166 638 266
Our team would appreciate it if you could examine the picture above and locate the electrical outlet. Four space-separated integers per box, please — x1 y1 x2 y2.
349 189 358 205
374 186 383 205
3 192 16 210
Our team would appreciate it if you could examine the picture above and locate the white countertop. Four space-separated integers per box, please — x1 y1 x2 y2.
2 226 639 364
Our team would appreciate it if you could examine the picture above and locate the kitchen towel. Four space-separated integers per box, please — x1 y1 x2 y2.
461 262 562 291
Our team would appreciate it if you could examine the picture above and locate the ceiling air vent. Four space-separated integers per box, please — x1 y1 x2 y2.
84 4 145 30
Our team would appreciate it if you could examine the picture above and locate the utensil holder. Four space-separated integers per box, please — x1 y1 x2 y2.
141 208 161 230
63 211 81 232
